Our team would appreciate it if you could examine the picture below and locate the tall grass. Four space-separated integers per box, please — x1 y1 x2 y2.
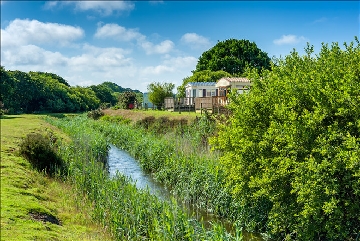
46 115 242 240
92 114 235 217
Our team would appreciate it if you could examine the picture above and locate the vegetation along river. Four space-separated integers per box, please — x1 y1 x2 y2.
107 144 262 241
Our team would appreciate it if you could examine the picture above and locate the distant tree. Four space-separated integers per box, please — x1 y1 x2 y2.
176 70 231 97
101 81 141 93
195 39 271 75
118 91 137 109
90 84 117 106
147 82 174 110
30 71 70 86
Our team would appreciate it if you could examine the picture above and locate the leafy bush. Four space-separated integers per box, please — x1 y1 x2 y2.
136 115 189 134
87 108 104 120
19 133 64 175
100 115 131 125
212 39 360 240
136 116 156 130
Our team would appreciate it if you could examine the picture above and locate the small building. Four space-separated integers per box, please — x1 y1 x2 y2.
142 92 154 109
215 77 252 96
185 82 217 98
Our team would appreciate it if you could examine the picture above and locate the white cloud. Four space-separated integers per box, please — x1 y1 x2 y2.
273 35 308 45
180 33 211 49
94 23 143 41
142 65 174 75
1 40 132 72
43 1 60 9
75 1 134 16
2 45 67 66
94 23 174 55
45 1 134 16
1 19 84 47
68 44 132 70
142 56 197 75
141 40 174 55
163 56 198 69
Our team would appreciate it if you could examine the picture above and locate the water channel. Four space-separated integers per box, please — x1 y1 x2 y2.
107 144 263 241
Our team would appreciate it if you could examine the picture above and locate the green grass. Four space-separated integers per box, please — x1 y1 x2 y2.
102 108 200 124
46 114 244 240
1 114 113 241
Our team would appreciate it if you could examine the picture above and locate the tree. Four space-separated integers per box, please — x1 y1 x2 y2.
195 39 271 75
176 70 231 97
90 84 117 106
211 39 360 240
147 82 174 110
118 91 137 109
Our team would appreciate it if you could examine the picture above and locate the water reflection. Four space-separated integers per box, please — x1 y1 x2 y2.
107 144 170 200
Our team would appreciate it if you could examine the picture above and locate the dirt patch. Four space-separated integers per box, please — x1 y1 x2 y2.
29 212 61 225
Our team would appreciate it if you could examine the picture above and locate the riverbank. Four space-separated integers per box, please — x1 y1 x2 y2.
0 114 113 241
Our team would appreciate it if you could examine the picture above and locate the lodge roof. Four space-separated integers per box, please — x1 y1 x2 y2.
219 77 251 83
186 82 216 87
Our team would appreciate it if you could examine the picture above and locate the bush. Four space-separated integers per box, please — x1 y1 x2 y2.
87 108 104 120
19 133 64 175
212 39 360 240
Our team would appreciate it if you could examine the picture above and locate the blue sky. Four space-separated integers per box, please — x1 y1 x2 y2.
1 1 359 92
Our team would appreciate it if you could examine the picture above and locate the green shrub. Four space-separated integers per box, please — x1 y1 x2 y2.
136 116 156 129
19 133 64 175
87 108 104 120
212 39 360 239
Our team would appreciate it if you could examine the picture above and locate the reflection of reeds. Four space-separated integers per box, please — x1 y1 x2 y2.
46 114 242 240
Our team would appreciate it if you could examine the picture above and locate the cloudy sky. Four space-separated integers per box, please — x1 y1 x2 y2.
1 1 359 92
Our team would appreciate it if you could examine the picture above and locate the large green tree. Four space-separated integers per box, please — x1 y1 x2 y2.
211 39 360 240
176 70 231 97
195 39 271 75
147 82 174 110
90 84 117 106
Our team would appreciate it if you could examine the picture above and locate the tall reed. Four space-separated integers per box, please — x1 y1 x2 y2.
46 115 242 240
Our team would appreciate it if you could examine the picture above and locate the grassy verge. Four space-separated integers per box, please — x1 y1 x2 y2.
0 114 112 241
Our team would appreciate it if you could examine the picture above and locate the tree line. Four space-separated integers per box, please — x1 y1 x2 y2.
0 66 142 114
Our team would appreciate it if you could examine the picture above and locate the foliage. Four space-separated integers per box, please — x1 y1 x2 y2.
90 84 117 106
100 115 132 125
118 91 137 109
101 81 141 94
46 114 241 240
147 82 175 110
136 115 188 134
195 39 271 76
211 39 360 240
87 109 104 120
177 70 232 97
0 67 140 114
84 113 236 222
19 132 64 175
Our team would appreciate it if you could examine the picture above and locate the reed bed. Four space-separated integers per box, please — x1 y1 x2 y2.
46 114 242 240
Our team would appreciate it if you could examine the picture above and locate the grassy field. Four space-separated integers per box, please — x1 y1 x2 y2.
0 114 112 241
102 108 201 123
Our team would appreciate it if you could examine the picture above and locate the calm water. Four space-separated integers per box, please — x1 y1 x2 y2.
107 144 263 241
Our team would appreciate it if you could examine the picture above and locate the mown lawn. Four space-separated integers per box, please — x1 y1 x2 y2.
0 114 113 241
